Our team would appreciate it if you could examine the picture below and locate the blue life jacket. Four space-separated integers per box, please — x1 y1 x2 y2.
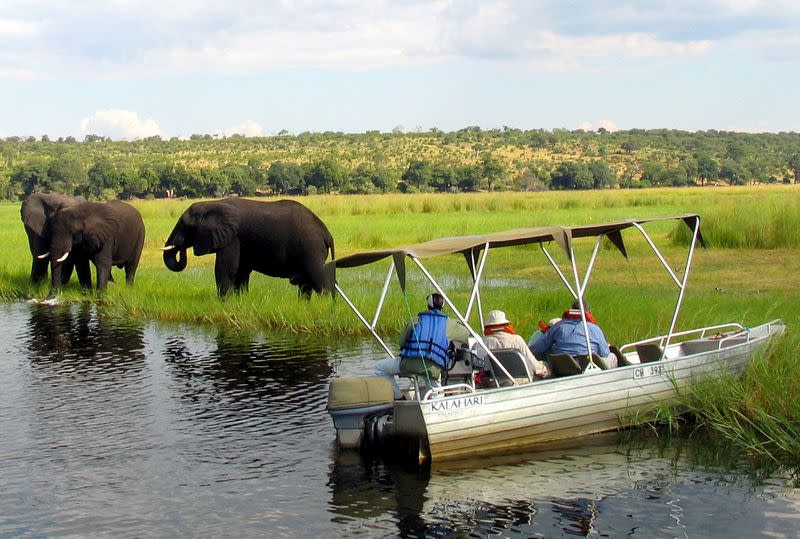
400 309 449 368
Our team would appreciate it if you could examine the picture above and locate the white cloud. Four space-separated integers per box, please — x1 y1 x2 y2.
215 120 263 138
79 109 162 140
577 120 620 132
0 0 798 80
0 18 41 38
533 31 712 61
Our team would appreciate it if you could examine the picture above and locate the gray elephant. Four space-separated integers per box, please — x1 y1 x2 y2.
21 192 91 288
161 198 335 298
43 200 145 297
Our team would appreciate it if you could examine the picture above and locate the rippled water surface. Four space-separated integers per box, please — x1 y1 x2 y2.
0 302 798 537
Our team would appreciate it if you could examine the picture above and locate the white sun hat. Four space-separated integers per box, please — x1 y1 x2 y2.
484 309 510 327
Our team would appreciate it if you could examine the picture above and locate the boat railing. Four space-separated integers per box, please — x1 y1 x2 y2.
619 323 747 354
423 383 476 400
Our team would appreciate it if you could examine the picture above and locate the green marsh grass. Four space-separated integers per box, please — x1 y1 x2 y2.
1 186 799 464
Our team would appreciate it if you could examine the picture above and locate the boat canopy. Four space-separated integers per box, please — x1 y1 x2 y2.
331 214 704 270
330 213 704 381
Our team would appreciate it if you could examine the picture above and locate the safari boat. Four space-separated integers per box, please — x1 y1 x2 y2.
326 215 785 463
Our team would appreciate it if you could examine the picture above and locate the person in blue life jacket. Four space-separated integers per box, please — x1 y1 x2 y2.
374 293 450 399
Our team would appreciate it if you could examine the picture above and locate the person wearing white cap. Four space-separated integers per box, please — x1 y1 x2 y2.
483 309 551 379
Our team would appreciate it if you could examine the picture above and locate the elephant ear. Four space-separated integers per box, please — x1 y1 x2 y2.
196 203 241 254
21 198 47 236
84 206 118 253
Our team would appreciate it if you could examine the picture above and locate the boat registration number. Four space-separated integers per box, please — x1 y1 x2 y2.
633 364 664 379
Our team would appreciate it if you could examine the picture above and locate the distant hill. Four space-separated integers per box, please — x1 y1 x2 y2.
1 128 798 199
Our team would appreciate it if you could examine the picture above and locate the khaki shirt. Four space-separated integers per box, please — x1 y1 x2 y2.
484 331 551 378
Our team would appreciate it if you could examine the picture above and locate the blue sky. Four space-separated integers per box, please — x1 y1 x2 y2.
1 0 798 140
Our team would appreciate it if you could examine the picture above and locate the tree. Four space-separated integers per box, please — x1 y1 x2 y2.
641 161 665 186
550 162 593 190
456 165 481 192
224 164 257 196
662 166 688 187
588 161 615 188
47 157 87 193
401 159 433 191
481 153 505 192
696 154 718 186
621 140 638 154
306 158 345 193
788 154 800 184
430 163 456 192
267 161 305 194
86 157 121 199
12 158 50 195
720 160 748 186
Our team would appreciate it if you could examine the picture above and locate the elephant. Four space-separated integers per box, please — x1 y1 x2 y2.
21 192 91 288
161 198 335 298
42 200 145 297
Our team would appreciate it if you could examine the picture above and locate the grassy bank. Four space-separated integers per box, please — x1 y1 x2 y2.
1 186 798 465
0 186 797 335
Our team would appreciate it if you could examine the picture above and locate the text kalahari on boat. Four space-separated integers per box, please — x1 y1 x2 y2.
326 214 786 463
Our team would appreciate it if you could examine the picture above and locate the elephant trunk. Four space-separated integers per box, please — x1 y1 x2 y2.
163 247 187 272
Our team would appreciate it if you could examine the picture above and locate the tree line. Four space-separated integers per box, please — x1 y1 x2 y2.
1 127 798 200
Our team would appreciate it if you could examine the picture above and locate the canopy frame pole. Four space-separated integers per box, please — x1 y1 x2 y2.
371 261 395 328
567 242 600 371
465 243 490 324
578 235 605 297
662 216 700 355
335 282 395 358
631 223 682 288
410 256 516 385
540 244 578 299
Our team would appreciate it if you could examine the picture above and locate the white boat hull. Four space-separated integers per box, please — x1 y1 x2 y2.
393 320 785 462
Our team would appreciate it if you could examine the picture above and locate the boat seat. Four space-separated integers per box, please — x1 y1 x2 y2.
635 343 664 363
442 345 478 386
610 345 634 367
488 348 532 386
577 353 611 370
549 353 583 377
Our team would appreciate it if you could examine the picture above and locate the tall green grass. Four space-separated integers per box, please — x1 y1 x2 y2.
671 187 800 248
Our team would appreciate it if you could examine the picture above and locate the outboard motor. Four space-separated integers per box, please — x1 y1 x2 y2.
327 376 394 449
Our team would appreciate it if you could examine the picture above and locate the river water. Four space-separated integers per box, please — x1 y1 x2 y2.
0 302 798 537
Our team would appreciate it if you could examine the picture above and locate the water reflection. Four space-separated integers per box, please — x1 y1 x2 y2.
327 433 800 538
1 302 799 537
25 303 146 376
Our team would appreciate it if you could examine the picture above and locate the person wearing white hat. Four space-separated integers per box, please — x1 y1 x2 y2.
483 309 551 379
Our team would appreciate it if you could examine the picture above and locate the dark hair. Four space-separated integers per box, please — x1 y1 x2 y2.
571 298 590 311
427 293 445 310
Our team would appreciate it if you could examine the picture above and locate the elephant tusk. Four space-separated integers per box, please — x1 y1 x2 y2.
159 245 176 251
55 252 70 263
37 252 50 259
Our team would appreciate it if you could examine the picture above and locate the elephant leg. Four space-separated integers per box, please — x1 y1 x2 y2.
297 282 314 299
124 259 139 285
61 259 76 285
31 258 49 284
75 258 92 289
234 268 251 293
305 256 331 295
95 265 112 292
214 243 240 297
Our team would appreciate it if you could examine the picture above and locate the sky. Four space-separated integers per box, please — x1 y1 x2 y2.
1 0 799 140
